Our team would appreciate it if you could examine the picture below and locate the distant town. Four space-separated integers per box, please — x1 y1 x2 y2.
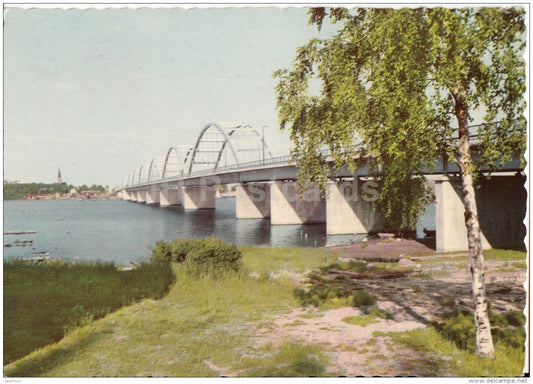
3 169 116 200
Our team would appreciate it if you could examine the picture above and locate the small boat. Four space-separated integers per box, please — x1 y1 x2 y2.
4 230 37 235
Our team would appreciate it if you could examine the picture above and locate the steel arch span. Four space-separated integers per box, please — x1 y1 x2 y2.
188 122 274 174
162 145 193 179
148 156 166 182
137 163 151 184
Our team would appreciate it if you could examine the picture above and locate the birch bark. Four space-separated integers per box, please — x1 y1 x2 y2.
453 86 495 358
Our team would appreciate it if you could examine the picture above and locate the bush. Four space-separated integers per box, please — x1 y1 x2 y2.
436 310 477 351
185 238 242 275
433 310 526 352
293 285 352 307
351 290 377 307
320 260 367 274
366 307 394 320
150 237 242 274
150 240 174 263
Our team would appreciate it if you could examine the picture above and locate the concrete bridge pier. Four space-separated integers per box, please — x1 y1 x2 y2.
130 191 138 202
270 181 326 225
137 190 146 204
122 190 132 201
435 175 526 252
236 183 271 219
160 188 183 207
183 186 217 210
146 187 160 205
326 180 384 234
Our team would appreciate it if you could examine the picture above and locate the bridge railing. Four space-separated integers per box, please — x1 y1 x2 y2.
123 121 525 188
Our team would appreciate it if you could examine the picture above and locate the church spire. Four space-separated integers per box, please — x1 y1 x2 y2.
57 168 62 184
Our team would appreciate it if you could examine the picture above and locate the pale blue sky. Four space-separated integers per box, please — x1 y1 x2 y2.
4 6 332 187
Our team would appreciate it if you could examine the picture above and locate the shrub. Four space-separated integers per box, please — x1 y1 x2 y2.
293 285 351 307
151 238 242 274
436 310 476 351
319 260 367 274
151 240 174 263
351 290 377 307
366 307 394 320
185 238 242 275
433 310 526 352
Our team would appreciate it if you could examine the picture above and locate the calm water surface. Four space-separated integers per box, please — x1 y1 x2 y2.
3 198 435 265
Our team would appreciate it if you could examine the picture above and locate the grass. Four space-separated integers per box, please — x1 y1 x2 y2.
3 260 174 365
297 313 325 319
373 327 525 377
341 316 379 327
240 246 332 273
483 249 527 261
238 341 333 377
512 262 527 270
4 259 329 377
4 245 527 377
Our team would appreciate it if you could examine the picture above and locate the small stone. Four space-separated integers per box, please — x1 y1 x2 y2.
398 258 422 270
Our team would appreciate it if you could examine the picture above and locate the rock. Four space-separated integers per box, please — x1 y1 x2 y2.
398 258 422 270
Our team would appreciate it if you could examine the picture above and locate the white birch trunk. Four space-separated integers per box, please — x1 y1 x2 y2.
453 87 495 358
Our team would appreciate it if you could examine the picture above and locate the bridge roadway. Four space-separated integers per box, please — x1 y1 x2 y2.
117 122 526 253
118 154 524 253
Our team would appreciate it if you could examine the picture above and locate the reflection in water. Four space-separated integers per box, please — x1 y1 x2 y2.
3 197 435 265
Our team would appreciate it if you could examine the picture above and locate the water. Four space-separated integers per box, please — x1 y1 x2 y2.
3 198 435 265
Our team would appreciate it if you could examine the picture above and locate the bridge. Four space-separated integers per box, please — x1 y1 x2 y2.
117 122 526 253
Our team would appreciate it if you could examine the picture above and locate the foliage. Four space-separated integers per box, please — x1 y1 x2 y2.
319 260 367 274
3 182 69 199
150 237 242 275
365 307 394 320
379 327 525 376
293 285 353 308
351 290 377 307
4 261 302 377
3 182 107 200
3 260 175 365
431 310 526 352
274 7 526 231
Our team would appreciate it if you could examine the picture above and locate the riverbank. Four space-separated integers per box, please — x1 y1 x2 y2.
4 245 527 377
330 237 437 261
3 261 175 365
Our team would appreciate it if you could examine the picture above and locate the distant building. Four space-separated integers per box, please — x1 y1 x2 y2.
57 169 62 184
25 194 46 200
81 190 100 198
69 188 79 197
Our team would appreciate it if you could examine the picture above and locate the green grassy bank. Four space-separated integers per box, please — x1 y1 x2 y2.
3 261 175 365
3 245 527 377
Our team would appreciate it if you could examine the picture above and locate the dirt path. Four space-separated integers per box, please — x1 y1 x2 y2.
246 251 527 377
329 237 436 261
252 305 430 376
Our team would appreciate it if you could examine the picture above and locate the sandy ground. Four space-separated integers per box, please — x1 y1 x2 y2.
245 240 527 377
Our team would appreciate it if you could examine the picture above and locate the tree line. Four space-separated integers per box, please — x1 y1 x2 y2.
3 182 108 200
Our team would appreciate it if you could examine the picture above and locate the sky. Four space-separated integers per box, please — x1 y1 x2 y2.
4 5 334 188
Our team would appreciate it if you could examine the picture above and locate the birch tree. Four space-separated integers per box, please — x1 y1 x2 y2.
274 7 526 357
